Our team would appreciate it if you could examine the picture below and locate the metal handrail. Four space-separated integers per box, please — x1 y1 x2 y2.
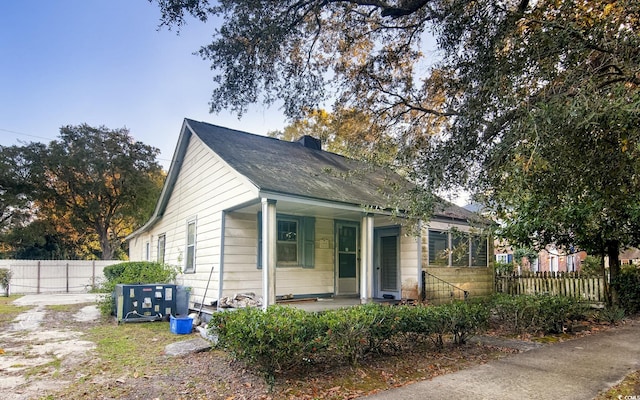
422 271 469 303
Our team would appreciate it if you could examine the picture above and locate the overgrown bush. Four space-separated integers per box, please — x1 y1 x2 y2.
613 266 640 314
580 255 604 278
320 304 404 366
209 306 324 386
97 261 179 316
490 293 586 334
0 268 12 297
208 301 491 385
596 306 626 324
440 301 490 344
494 261 514 275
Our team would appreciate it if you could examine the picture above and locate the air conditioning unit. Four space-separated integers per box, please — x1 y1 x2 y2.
114 284 179 323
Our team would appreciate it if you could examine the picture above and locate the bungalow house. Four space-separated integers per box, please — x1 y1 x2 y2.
127 119 493 312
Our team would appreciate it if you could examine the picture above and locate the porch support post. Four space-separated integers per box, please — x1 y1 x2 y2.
360 213 375 303
417 220 423 300
261 198 277 310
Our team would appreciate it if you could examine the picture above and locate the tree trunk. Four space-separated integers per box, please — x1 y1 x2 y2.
97 227 114 260
606 240 621 306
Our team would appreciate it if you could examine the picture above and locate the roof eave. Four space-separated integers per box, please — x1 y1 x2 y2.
126 119 193 241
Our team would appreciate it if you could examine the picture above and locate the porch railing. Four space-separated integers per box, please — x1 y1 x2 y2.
422 270 468 304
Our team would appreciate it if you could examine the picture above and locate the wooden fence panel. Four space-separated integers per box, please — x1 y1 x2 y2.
495 271 606 303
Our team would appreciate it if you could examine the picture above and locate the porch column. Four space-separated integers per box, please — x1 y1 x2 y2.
360 213 375 303
261 199 277 310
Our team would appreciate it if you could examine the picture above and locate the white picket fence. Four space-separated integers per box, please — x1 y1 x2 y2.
0 260 120 295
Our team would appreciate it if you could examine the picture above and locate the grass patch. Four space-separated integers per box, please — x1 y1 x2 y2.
85 320 192 376
25 356 62 378
596 370 640 399
45 304 82 313
0 295 29 324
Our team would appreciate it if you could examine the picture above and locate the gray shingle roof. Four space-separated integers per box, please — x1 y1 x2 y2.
186 119 477 222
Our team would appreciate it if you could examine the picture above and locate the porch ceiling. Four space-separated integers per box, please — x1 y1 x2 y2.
230 194 381 221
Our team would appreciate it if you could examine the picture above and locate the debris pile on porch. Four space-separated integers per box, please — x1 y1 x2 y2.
216 292 263 309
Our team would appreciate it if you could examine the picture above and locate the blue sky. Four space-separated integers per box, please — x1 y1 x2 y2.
0 0 286 169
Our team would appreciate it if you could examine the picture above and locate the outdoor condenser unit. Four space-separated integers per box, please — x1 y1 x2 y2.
115 284 178 323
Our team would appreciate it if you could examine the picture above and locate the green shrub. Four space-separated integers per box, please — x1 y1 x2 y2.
0 268 12 296
97 262 179 316
320 304 386 366
613 266 640 314
580 255 604 278
208 306 324 386
207 301 492 385
440 301 489 344
101 261 178 292
536 295 581 334
490 294 585 335
596 306 626 324
494 261 514 275
490 294 532 334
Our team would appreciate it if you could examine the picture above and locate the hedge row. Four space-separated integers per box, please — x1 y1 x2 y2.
208 301 488 383
489 293 588 334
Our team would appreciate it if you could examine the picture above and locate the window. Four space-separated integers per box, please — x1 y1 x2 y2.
185 219 196 273
145 241 150 261
428 230 449 266
257 213 315 268
471 235 488 267
429 229 489 268
157 234 166 264
277 218 298 263
550 255 558 272
496 254 510 264
451 233 470 267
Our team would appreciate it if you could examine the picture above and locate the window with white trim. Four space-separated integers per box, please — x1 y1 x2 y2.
157 234 166 264
257 213 315 268
185 219 196 273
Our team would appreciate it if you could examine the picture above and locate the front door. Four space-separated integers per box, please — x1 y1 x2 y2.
375 227 400 299
336 222 359 295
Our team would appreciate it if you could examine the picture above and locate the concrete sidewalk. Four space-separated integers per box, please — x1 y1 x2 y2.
363 320 640 400
11 293 100 306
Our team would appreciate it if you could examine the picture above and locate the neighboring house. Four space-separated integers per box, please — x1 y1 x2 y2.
495 244 586 274
620 248 640 265
127 119 492 311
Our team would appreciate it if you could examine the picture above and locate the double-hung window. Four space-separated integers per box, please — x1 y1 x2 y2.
258 213 315 268
185 219 196 273
277 218 298 264
157 234 166 264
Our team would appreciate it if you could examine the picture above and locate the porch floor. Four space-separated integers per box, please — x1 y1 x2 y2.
278 297 399 312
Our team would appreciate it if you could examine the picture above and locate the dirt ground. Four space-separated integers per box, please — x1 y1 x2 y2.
1 296 633 400
0 301 100 400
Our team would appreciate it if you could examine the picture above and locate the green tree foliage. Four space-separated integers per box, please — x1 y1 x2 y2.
153 0 640 301
0 143 44 234
0 268 12 296
0 125 164 260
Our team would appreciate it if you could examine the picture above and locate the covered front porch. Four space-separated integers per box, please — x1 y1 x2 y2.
257 195 378 309
219 192 420 310
278 296 407 312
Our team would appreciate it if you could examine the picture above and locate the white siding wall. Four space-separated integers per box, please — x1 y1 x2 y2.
276 217 334 296
130 134 257 306
221 213 336 298
399 227 421 299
